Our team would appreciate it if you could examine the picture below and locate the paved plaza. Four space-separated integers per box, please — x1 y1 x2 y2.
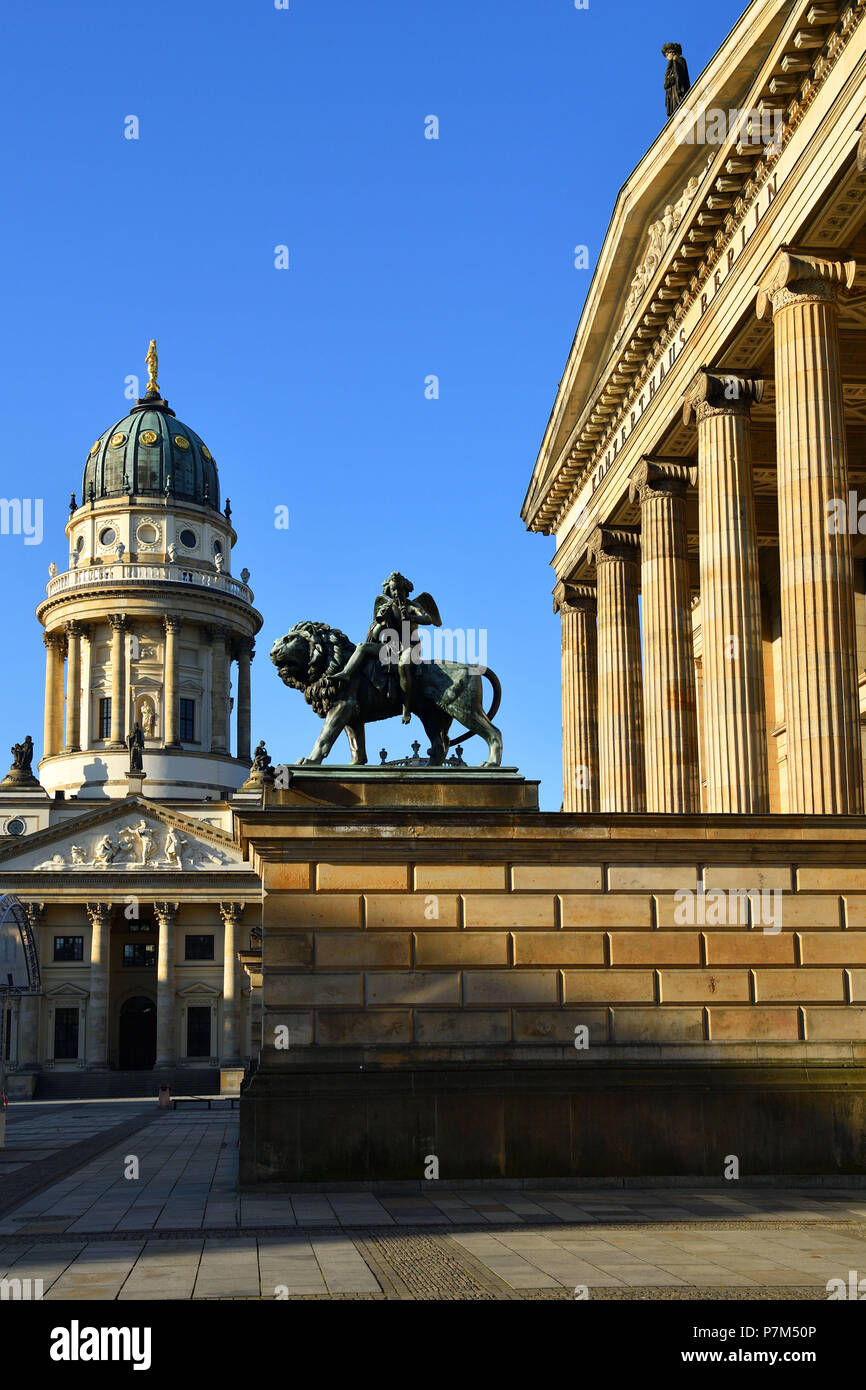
1 1101 866 1299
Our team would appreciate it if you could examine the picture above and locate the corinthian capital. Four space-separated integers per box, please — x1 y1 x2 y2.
587 526 641 567
218 901 246 928
153 901 179 927
553 581 596 616
628 457 697 506
756 247 856 319
683 369 764 426
85 902 113 929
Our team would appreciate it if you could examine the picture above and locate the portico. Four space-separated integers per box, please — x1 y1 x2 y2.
523 0 866 816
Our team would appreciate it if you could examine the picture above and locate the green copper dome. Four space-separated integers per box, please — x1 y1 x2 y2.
82 391 220 512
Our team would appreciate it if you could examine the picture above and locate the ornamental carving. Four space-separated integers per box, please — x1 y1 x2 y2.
614 162 710 343
35 819 232 871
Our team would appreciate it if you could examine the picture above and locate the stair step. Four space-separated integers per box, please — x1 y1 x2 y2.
34 1069 223 1100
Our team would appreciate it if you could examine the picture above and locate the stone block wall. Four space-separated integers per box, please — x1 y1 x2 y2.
257 853 866 1063
238 802 866 1181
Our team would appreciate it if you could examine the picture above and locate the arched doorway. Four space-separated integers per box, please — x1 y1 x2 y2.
118 996 156 1070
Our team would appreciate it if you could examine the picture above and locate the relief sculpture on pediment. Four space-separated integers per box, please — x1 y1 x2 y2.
33 821 230 871
614 165 708 344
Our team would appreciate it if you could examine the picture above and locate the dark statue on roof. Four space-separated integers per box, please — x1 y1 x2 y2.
663 43 690 119
271 572 502 768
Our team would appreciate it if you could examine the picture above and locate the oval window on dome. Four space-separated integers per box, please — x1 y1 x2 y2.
89 441 101 456
179 528 197 549
213 539 222 555
75 535 85 553
137 522 159 546
173 435 190 450
201 444 212 460
140 429 158 446
5 817 26 837
110 433 126 448
99 526 117 547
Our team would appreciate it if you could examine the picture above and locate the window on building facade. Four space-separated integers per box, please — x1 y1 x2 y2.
123 943 156 967
53 1008 79 1059
180 698 195 742
98 697 112 739
186 1006 211 1058
184 934 214 960
53 936 84 962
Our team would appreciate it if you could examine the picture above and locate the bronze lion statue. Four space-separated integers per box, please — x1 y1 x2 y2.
270 620 503 767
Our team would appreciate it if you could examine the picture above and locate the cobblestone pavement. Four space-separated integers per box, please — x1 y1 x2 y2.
1 1107 865 1299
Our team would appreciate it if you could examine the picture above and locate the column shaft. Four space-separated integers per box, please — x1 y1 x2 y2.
236 643 252 763
108 616 126 747
85 904 111 1068
155 902 178 1067
757 250 862 813
43 634 63 758
684 372 768 813
588 528 645 812
64 624 83 752
219 903 243 1067
210 627 228 753
554 583 598 812
629 461 700 813
164 618 181 747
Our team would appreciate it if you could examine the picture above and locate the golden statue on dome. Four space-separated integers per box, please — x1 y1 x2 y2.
145 339 160 396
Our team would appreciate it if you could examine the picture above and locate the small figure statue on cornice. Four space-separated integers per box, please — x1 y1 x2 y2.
48 561 57 578
115 540 126 562
240 567 250 584
214 550 223 573
662 43 690 119
11 735 33 774
251 740 273 776
127 723 145 773
2 733 39 789
167 542 177 563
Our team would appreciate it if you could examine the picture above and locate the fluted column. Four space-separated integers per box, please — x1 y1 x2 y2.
236 641 253 764
64 622 83 752
42 633 65 758
85 903 112 1068
209 626 229 754
219 902 244 1067
18 903 44 1069
163 617 181 748
587 527 645 812
757 249 862 814
553 582 598 812
154 901 179 1067
684 370 768 813
108 614 126 747
629 459 700 813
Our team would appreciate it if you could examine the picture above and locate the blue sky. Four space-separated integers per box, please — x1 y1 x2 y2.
0 0 745 808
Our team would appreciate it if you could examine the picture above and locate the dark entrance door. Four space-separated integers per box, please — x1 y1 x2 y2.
118 996 156 1069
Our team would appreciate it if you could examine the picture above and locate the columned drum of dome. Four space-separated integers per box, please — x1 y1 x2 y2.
35 343 263 800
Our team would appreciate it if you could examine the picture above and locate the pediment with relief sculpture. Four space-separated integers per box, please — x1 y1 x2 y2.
0 798 253 874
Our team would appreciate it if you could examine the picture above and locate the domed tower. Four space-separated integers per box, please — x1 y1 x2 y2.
36 343 263 800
